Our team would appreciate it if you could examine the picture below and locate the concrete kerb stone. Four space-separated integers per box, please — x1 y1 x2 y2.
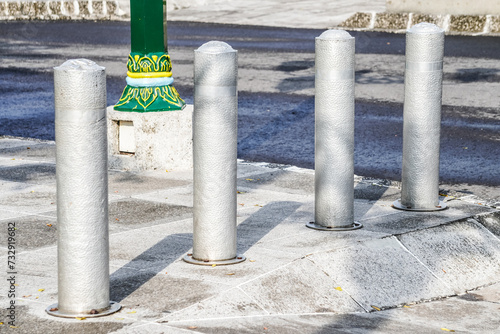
338 12 500 36
107 105 193 172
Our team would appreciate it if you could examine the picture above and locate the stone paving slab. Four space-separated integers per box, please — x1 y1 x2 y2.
240 258 365 315
1 138 500 333
0 141 56 162
397 219 500 293
308 237 456 311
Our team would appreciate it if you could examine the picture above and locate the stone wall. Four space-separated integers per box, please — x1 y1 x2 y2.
0 0 129 20
387 0 500 16
0 0 232 20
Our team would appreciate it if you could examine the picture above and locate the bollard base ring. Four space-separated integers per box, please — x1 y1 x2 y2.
306 221 363 231
183 254 246 266
392 199 447 212
46 301 122 318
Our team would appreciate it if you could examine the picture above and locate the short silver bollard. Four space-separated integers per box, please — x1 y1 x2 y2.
183 41 246 265
307 30 362 231
393 23 447 212
47 59 121 317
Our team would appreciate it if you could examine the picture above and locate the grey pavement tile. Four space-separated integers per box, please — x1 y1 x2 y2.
359 200 493 235
261 225 387 256
241 258 364 314
397 219 500 293
236 200 306 250
475 211 500 238
1 273 57 304
0 163 56 185
164 311 446 334
109 221 192 264
0 209 31 221
237 161 273 179
138 168 194 183
245 201 388 255
163 245 300 287
0 138 41 149
355 199 401 222
354 182 401 201
0 215 57 251
108 198 192 232
308 237 455 310
160 287 267 322
0 296 128 334
0 142 56 162
133 185 193 208
0 156 32 167
110 269 231 318
378 296 500 333
108 171 190 197
110 322 200 334
237 170 315 195
168 0 386 29
461 282 500 304
11 248 57 278
0 183 56 215
446 200 498 216
235 186 312 208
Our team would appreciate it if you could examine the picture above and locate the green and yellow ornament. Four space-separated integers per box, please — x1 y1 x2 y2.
114 0 185 112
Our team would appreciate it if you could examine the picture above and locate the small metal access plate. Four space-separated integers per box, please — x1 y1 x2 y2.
392 199 447 212
183 254 246 266
306 221 363 231
46 301 122 318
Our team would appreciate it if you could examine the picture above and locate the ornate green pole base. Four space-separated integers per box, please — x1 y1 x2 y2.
115 84 184 112
114 0 185 112
114 52 185 112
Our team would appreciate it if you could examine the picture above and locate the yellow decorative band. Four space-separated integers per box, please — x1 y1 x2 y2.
127 71 173 78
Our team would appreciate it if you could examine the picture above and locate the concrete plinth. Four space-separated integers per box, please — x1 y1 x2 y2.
107 105 193 171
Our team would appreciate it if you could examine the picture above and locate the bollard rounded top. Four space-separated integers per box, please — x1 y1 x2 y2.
196 41 236 54
54 58 105 72
317 29 353 40
408 22 444 34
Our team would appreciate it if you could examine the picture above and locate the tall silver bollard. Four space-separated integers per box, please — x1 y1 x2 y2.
183 41 245 265
307 30 362 231
47 59 121 318
393 23 447 211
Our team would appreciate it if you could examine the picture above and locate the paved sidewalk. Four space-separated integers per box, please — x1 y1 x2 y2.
1 136 499 333
167 0 386 29
0 0 386 27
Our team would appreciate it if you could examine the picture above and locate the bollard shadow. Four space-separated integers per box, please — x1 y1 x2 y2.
110 233 192 302
109 202 302 302
0 163 56 184
353 179 394 223
443 67 500 83
237 201 302 253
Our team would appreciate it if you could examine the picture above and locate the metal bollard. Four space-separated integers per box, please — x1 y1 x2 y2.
393 23 447 212
307 30 362 231
47 59 121 318
183 41 245 265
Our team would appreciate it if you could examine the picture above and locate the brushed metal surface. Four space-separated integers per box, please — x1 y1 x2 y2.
314 30 358 229
191 42 240 262
400 23 445 211
54 59 116 314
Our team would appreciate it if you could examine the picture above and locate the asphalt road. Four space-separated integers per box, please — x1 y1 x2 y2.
0 21 499 186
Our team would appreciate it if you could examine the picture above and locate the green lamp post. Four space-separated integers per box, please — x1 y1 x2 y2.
114 0 185 112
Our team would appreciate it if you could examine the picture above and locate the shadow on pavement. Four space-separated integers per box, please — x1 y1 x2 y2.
237 201 302 253
110 233 192 302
